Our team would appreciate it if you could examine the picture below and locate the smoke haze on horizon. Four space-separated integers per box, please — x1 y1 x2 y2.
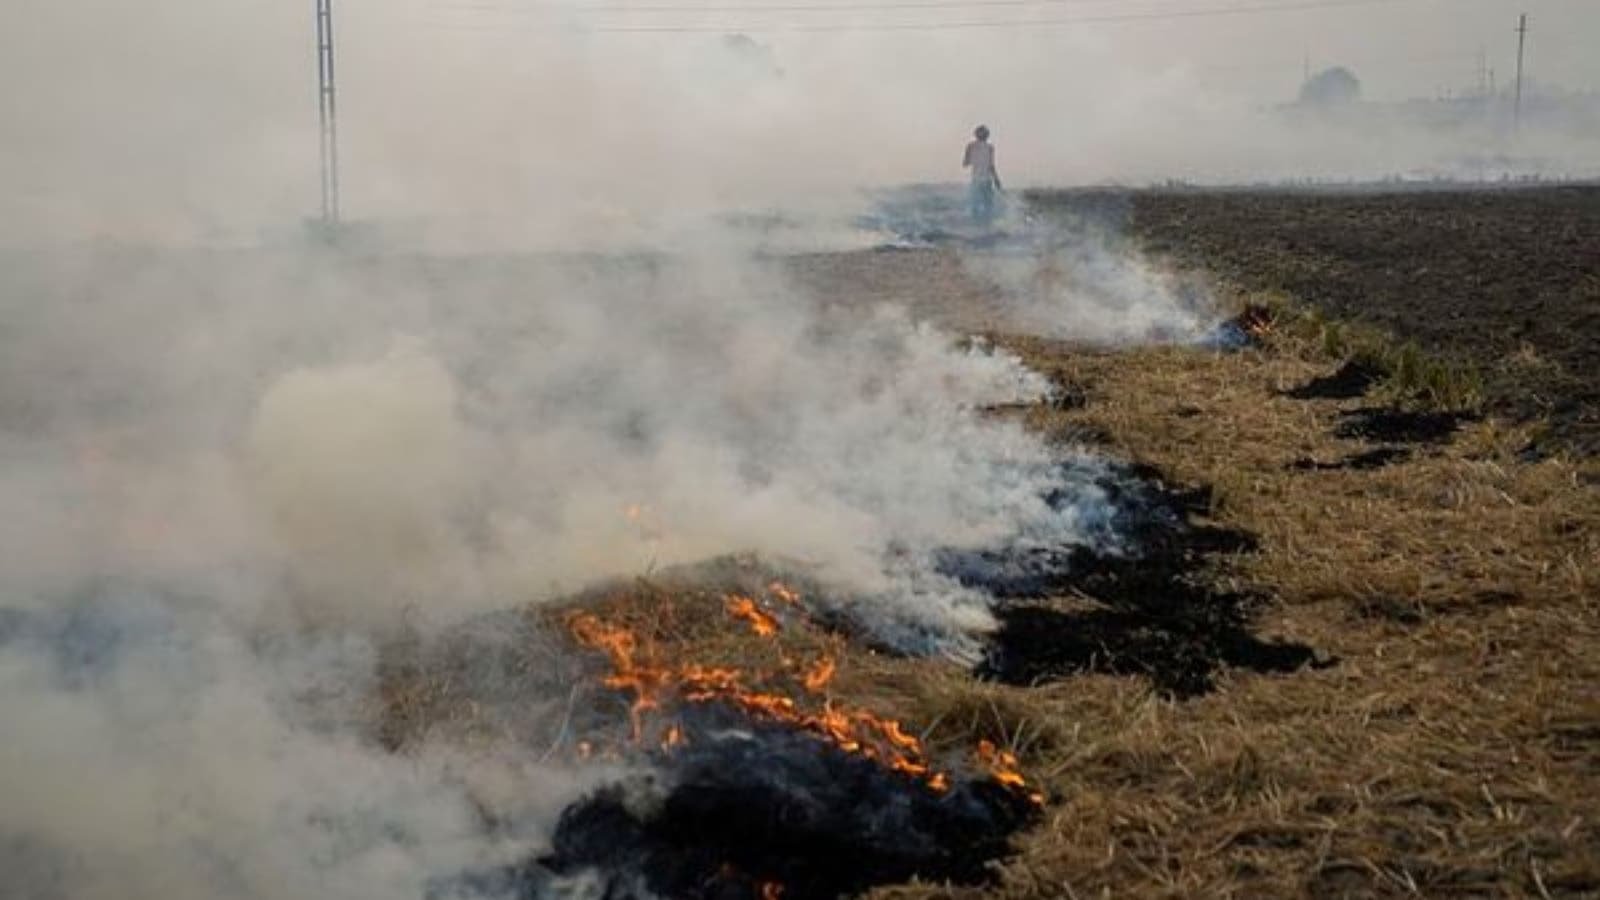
2 0 1598 242
0 2 1593 895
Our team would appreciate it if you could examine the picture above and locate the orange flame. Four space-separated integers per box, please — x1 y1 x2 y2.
725 594 780 638
567 604 1040 805
568 614 670 740
976 739 1044 805
800 656 836 694
663 724 685 749
767 581 802 606
759 882 785 900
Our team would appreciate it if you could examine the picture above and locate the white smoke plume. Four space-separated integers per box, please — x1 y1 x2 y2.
9 0 1593 894
5 0 1597 245
0 238 1118 898
0 607 535 900
960 207 1217 345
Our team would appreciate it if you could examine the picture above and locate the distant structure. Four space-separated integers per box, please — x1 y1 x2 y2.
1299 67 1362 107
720 34 784 80
315 0 340 226
1513 13 1529 130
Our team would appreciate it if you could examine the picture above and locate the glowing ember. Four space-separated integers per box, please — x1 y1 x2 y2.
1237 304 1276 338
622 502 665 547
767 581 802 606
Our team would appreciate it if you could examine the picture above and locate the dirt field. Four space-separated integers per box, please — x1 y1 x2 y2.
385 188 1600 898
1033 186 1600 457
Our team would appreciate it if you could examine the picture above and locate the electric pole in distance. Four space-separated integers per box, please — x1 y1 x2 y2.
316 0 341 226
1513 12 1528 131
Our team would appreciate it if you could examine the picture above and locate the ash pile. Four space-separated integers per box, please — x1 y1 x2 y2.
511 705 1035 900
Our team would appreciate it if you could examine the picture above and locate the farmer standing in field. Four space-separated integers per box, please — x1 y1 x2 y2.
963 125 1002 228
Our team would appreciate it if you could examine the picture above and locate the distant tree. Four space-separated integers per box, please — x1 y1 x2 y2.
1299 67 1362 107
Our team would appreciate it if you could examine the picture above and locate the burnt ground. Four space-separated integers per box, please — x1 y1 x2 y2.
527 705 1036 900
951 463 1320 698
1032 186 1600 456
384 187 1599 899
776 193 1599 898
972 332 1600 899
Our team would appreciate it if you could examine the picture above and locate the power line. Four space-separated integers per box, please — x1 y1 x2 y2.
1200 47 1477 75
424 0 1417 33
573 0 1410 33
439 0 1191 13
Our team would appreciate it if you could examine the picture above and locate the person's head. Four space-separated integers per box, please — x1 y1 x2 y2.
974 125 990 141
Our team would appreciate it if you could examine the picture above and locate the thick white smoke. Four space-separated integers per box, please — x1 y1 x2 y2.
0 238 1124 898
230 251 1100 639
11 0 1591 894
0 609 520 900
958 211 1217 345
5 0 1597 246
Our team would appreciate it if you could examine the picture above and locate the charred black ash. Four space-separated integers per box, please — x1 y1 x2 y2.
1289 446 1412 471
494 703 1037 900
934 461 1242 600
963 463 1324 697
1335 406 1477 444
931 542 1082 601
1284 358 1383 400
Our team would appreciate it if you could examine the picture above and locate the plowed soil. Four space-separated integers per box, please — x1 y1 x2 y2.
1043 186 1600 455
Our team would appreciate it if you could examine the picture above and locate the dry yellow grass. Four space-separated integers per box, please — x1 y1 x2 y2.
379 246 1600 899
928 328 1600 899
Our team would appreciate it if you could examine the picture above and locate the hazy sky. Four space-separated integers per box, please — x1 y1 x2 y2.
411 0 1596 100
2 0 1595 240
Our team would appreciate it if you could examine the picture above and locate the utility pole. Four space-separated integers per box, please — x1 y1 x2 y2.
316 0 341 225
1513 12 1528 131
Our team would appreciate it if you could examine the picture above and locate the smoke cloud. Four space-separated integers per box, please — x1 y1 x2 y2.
3 0 1595 895
5 0 1597 245
0 238 1120 897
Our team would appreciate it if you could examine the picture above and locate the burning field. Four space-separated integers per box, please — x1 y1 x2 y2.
515 586 1039 899
2 185 1598 900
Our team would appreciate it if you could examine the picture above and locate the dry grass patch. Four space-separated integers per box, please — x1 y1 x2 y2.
912 319 1600 898
370 253 1598 897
